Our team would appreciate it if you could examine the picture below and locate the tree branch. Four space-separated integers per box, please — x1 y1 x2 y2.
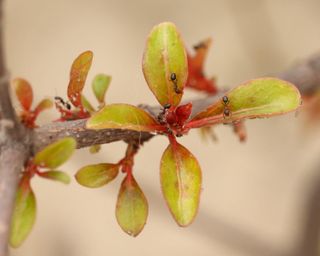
0 1 30 255
33 53 320 152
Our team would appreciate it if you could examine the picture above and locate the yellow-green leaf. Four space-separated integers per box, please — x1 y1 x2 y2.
142 22 188 107
75 163 119 188
116 174 148 237
191 78 301 123
160 141 202 226
34 137 76 168
81 95 96 113
10 183 36 248
86 104 161 132
13 78 33 111
68 51 93 107
34 98 53 114
92 74 111 104
38 170 71 184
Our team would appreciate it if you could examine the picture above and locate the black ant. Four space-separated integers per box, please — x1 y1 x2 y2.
222 95 231 118
170 73 182 94
157 103 171 124
54 96 71 110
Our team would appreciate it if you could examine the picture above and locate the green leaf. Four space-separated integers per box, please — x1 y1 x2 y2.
86 103 161 132
75 163 119 188
38 170 71 184
116 174 148 237
191 78 301 122
13 78 33 111
142 22 188 107
92 74 111 104
81 95 96 113
34 137 76 168
10 182 36 248
160 141 202 226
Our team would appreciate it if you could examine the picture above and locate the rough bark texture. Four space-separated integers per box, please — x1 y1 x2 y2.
0 1 30 255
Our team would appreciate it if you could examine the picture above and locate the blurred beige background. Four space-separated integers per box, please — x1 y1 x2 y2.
4 0 320 255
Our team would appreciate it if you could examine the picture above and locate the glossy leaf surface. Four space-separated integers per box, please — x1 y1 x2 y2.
116 175 148 237
160 141 202 226
68 51 93 107
143 22 188 107
86 104 161 132
34 137 76 168
13 78 33 110
38 170 71 184
10 184 36 248
75 163 119 188
92 74 111 104
191 78 301 122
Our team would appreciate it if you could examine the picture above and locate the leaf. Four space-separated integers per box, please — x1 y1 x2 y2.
89 144 101 154
75 163 119 188
34 137 76 168
116 174 148 237
160 141 202 226
142 22 188 107
68 51 93 107
191 78 301 123
10 182 36 248
38 170 71 184
81 95 96 113
86 104 161 132
34 99 53 114
92 74 111 104
13 78 33 111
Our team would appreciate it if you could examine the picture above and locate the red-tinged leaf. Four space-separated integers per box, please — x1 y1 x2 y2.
13 78 33 110
34 137 76 168
68 51 93 107
34 99 53 114
92 74 111 104
75 163 119 188
190 38 212 70
143 22 188 107
10 181 36 248
116 174 148 237
38 170 71 184
86 104 163 132
190 78 301 127
160 141 202 226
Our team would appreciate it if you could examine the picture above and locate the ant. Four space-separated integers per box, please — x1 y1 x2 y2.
170 73 182 94
54 96 71 110
157 103 171 124
222 95 231 118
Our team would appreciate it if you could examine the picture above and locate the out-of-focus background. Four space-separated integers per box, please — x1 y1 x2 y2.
5 0 320 255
